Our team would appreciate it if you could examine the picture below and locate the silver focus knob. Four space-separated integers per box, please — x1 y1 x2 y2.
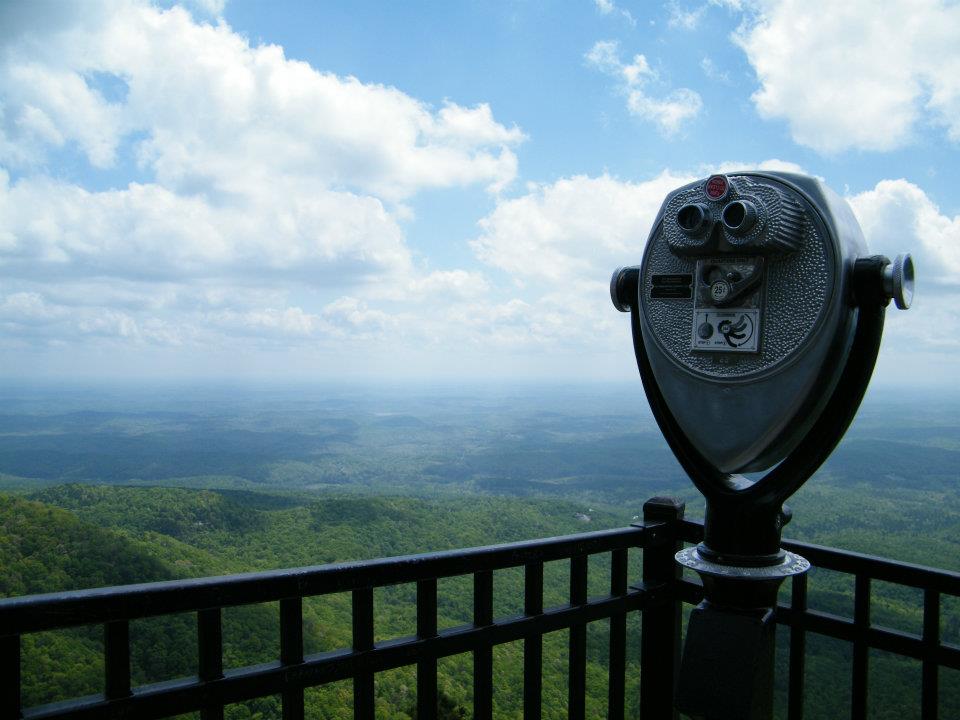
882 254 915 310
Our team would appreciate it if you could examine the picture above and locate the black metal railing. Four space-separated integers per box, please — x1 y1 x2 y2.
678 520 960 720
1 498 958 720
0 498 686 720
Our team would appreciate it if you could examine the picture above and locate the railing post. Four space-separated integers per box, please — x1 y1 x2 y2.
473 570 494 720
198 607 224 720
416 578 438 719
523 561 544 720
352 587 375 720
640 496 685 720
787 573 808 720
280 597 305 720
851 575 871 720
922 588 940 720
104 620 131 699
0 633 20 719
608 548 628 720
568 554 588 720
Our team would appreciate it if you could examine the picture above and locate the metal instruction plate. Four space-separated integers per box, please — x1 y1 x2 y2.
691 309 760 352
650 273 693 299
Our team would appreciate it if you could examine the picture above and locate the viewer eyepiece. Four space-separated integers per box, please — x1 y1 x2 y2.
721 199 757 236
676 203 711 236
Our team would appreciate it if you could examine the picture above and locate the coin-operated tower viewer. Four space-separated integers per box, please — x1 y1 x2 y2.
611 172 914 720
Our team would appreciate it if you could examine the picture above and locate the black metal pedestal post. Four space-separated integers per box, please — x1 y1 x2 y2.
673 547 809 720
671 487 810 720
677 603 777 720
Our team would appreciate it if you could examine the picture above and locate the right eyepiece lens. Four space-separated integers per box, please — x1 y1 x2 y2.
721 200 757 236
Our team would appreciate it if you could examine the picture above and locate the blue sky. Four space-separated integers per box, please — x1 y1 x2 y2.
0 0 958 385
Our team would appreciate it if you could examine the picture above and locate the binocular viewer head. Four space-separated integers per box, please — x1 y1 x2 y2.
614 172 916 712
613 171 913 482
667 173 804 256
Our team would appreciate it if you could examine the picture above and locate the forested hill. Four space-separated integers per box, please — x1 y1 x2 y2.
23 483 622 568
0 493 192 596
0 492 230 709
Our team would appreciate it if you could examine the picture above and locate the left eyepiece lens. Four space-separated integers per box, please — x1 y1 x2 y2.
677 204 709 235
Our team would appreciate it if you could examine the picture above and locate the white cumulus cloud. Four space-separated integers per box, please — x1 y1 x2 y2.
0 0 526 365
848 179 960 359
0 3 523 200
468 171 697 350
585 41 702 135
593 0 636 26
472 171 694 283
849 179 960 291
667 2 707 30
734 0 960 153
0 171 412 283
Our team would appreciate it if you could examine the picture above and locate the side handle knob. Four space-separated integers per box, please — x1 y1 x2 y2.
882 254 915 310
610 266 640 312
853 254 915 310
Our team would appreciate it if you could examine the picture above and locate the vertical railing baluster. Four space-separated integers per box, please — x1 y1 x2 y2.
788 572 808 720
473 570 494 720
568 554 588 720
198 607 224 720
922 588 940 720
416 578 438 719
608 548 628 720
524 561 544 720
0 633 20 719
280 597 304 720
104 620 131 699
851 574 870 720
640 497 685 720
352 587 375 720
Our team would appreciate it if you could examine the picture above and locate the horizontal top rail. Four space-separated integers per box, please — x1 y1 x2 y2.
679 519 960 595
0 523 663 636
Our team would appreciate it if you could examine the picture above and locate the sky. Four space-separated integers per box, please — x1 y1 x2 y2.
0 0 958 386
